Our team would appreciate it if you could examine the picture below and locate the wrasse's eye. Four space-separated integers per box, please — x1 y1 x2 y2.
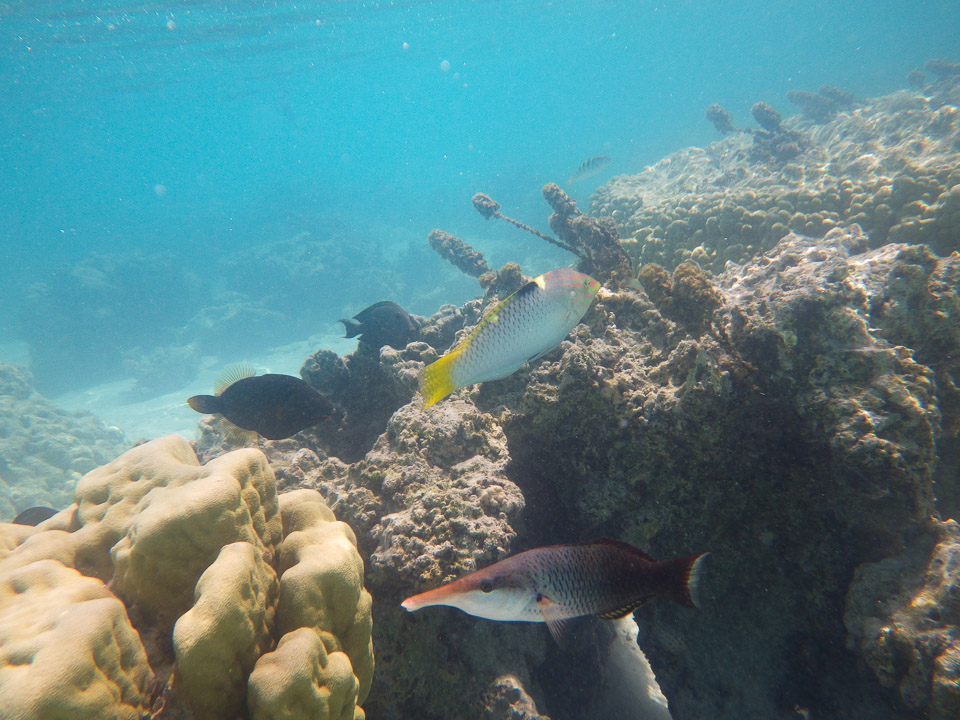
479 579 494 593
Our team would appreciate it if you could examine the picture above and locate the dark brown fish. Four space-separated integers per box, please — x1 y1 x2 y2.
339 301 419 349
187 368 333 440
402 538 707 644
12 506 58 526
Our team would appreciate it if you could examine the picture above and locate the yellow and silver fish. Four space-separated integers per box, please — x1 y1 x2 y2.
420 268 601 407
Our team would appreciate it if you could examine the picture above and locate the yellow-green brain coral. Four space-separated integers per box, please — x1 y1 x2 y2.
0 435 373 720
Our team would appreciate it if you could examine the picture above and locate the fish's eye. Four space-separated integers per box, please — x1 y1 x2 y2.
479 579 494 593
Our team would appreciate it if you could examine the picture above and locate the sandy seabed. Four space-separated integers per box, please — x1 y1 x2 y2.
51 332 357 442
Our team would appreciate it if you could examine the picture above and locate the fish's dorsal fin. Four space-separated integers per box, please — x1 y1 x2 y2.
595 538 658 563
515 278 542 298
537 593 571 648
355 300 396 320
596 597 651 620
213 363 257 396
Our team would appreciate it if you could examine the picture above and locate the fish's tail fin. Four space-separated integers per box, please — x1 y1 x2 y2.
339 319 362 338
187 394 220 415
660 552 709 609
420 350 461 407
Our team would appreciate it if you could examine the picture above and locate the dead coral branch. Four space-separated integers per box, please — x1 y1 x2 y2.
543 183 634 285
472 192 586 259
428 229 492 278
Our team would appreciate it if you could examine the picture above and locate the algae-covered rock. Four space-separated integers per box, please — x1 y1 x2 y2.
349 225 950 719
845 519 960 720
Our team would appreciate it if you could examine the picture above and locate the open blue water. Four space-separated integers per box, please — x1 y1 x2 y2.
1 0 958 400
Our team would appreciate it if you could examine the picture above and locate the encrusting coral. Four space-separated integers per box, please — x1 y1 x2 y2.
0 435 373 720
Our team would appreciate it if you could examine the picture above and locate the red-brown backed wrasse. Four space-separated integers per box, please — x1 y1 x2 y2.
402 538 708 644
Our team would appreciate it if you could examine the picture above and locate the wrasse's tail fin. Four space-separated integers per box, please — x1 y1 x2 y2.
662 552 710 609
420 349 461 407
187 394 220 414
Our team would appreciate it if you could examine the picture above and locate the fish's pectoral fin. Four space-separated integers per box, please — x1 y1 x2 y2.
596 597 650 620
537 593 571 648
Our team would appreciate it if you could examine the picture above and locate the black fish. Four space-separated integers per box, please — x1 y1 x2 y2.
567 155 612 185
187 367 334 440
12 506 58 526
339 301 419 349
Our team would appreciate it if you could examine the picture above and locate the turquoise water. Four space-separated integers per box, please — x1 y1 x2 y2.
1 0 957 396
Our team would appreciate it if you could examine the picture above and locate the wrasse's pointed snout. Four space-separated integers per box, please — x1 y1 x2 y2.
400 596 418 612
400 585 448 612
400 575 479 613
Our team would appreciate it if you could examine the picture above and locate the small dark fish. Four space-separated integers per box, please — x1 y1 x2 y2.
339 301 419 349
402 538 707 645
567 155 612 185
12 506 58 526
187 366 334 440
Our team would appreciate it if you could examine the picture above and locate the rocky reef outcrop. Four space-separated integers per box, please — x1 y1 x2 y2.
0 435 374 720
192 222 959 719
845 518 960 720
593 72 960 273
0 363 128 521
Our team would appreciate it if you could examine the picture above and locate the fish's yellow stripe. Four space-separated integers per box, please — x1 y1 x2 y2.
420 346 464 407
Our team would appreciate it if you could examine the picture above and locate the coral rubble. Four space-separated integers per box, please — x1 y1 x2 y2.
0 435 373 720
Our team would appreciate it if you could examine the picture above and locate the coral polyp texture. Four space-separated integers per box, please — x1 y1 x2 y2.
0 435 373 720
592 72 960 272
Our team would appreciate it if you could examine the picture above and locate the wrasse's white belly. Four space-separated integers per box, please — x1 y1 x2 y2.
455 308 573 387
